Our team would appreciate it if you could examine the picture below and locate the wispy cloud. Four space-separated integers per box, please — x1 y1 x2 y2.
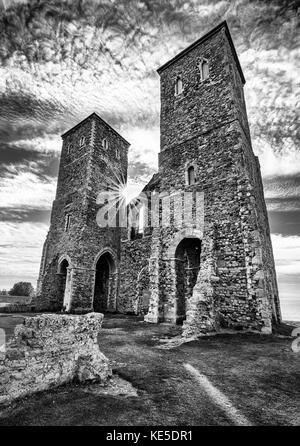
0 221 48 288
0 0 299 293
264 175 300 212
0 171 56 209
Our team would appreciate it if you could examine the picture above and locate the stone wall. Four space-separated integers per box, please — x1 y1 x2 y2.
159 27 236 152
0 313 111 405
119 237 152 314
0 304 35 314
0 296 34 314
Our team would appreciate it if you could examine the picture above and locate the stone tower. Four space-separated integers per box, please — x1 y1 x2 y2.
141 21 281 334
37 21 281 335
36 113 129 313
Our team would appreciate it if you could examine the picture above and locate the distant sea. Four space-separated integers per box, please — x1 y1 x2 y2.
278 279 300 322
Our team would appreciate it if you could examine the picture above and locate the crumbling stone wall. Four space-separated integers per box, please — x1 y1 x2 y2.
0 296 34 314
0 313 111 405
136 266 151 315
119 237 152 313
224 34 280 327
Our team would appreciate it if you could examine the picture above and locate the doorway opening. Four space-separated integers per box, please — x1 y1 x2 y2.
94 252 116 312
57 258 69 311
175 238 201 324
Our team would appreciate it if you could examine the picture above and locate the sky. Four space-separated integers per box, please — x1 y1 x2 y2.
0 0 299 320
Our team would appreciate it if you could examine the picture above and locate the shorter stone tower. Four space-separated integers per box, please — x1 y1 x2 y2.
36 113 129 313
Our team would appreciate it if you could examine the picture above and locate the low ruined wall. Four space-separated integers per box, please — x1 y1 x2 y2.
0 313 111 405
0 296 32 304
0 296 34 314
0 304 35 314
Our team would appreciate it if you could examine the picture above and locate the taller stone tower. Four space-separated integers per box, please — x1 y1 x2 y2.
144 21 281 334
37 113 129 313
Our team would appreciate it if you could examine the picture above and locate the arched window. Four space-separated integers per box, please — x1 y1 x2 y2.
116 148 120 159
187 166 195 185
199 59 209 81
67 143 73 155
79 136 85 147
175 76 183 95
102 138 109 150
58 258 69 275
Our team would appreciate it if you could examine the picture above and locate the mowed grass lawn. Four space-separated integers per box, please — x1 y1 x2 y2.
0 314 299 426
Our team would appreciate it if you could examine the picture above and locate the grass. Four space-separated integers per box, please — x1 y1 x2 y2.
0 314 299 426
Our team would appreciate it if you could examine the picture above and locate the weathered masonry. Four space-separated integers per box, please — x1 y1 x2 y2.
0 313 111 405
36 21 281 335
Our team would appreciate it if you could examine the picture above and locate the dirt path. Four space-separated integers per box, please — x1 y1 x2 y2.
0 314 299 425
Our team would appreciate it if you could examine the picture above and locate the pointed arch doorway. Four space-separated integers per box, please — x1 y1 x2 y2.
93 251 116 312
57 256 72 312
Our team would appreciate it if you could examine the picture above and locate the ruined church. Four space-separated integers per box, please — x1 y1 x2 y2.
36 21 281 335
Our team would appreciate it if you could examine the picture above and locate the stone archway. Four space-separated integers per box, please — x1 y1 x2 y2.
93 250 117 313
145 230 203 325
174 238 201 324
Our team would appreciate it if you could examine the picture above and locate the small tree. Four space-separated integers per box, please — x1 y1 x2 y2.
8 282 35 297
0 289 7 295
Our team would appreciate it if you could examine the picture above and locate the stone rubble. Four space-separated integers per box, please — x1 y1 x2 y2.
0 313 111 405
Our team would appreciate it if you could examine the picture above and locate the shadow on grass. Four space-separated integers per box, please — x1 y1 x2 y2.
0 314 299 426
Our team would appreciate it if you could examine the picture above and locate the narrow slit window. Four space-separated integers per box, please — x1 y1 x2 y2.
200 59 209 81
80 136 85 147
175 76 183 95
102 138 109 150
64 214 71 231
67 144 72 155
116 147 120 159
188 166 195 185
138 206 144 235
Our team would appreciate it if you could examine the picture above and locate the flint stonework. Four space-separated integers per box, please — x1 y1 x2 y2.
0 313 111 405
35 22 281 336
